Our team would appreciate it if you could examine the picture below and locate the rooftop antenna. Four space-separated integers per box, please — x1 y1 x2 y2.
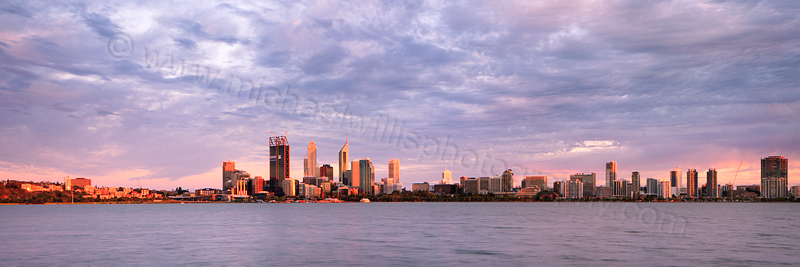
270 130 274 137
284 131 287 137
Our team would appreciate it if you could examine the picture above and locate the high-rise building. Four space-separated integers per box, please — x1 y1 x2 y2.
631 172 640 198
523 176 547 190
646 178 658 195
706 168 718 198
553 181 565 197
441 169 452 184
761 156 788 199
251 176 265 195
658 180 671 199
687 169 698 198
358 158 375 194
283 178 297 197
670 168 681 196
570 173 596 197
304 138 318 178
501 169 514 192
478 177 491 195
606 161 617 187
342 170 352 187
269 135 290 196
339 138 349 185
388 159 399 184
320 164 334 181
351 160 360 189
565 179 583 199
612 180 628 197
490 176 503 193
222 160 235 191
463 178 479 195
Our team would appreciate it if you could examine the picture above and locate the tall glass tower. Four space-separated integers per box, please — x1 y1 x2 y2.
270 135 290 196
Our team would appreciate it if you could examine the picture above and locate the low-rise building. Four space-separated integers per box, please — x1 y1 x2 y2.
411 182 430 192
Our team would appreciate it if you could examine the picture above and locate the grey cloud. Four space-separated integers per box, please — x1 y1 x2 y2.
1 0 798 187
0 2 34 18
174 38 198 50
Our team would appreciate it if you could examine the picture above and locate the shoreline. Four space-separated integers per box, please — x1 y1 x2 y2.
2 200 797 205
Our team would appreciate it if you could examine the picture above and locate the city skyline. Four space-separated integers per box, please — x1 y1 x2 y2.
1 1 799 190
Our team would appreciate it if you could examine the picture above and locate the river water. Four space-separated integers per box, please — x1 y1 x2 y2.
1 202 798 266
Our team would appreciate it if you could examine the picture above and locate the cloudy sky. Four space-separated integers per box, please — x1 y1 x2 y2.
1 0 798 190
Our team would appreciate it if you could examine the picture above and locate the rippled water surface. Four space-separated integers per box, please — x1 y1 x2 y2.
1 202 799 266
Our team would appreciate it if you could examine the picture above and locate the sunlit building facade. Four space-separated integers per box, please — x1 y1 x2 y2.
441 169 452 184
304 139 318 178
658 180 671 199
686 169 698 198
565 179 583 199
388 159 399 184
606 161 617 187
570 173 596 197
706 168 718 198
358 158 375 195
339 138 349 185
222 160 235 191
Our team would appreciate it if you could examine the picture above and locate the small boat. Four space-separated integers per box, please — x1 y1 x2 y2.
359 198 370 203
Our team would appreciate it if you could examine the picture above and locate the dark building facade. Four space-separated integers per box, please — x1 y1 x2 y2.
761 156 788 198
320 164 334 181
270 135 290 196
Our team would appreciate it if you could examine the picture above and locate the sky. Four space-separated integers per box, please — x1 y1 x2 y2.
1 0 799 190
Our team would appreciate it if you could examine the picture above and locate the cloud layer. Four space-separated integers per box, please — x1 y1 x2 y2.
1 0 798 189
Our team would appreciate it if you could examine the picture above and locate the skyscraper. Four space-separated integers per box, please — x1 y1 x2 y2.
222 160 235 191
570 173 596 197
339 138 349 185
631 172 640 198
388 159 399 184
502 169 514 192
270 135 290 196
761 156 788 198
670 168 681 196
706 168 718 198
441 169 452 184
606 161 617 187
687 169 698 198
358 158 375 194
304 138 318 178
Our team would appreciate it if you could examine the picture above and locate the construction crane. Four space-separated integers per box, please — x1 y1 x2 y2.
729 160 743 201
